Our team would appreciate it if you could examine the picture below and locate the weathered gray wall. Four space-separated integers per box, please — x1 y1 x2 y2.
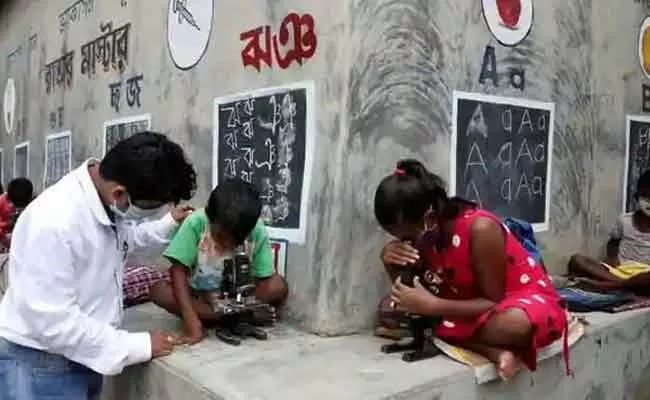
0 0 647 335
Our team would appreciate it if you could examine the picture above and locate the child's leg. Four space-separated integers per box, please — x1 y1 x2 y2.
149 281 221 322
453 341 523 381
473 307 533 348
447 308 532 381
568 254 622 282
254 273 288 306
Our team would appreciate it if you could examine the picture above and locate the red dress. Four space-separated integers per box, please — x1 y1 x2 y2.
0 194 15 241
423 208 567 371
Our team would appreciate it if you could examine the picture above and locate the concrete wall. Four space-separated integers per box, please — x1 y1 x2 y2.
0 0 647 334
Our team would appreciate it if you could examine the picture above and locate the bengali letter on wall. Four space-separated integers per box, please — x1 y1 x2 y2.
213 82 315 244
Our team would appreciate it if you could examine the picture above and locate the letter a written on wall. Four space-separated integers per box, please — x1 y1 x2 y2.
167 0 213 70
450 91 554 232
481 0 533 47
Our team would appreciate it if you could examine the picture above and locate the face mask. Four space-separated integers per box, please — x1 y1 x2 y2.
109 195 153 222
110 192 170 222
124 205 167 221
109 199 130 221
639 198 650 216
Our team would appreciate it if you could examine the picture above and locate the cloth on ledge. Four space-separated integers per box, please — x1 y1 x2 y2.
602 260 650 280
557 287 635 313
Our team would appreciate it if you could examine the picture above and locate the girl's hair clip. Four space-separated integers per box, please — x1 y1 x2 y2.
394 168 406 176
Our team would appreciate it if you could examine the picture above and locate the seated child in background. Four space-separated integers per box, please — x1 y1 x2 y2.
0 178 34 248
568 170 650 292
150 179 288 344
375 159 567 381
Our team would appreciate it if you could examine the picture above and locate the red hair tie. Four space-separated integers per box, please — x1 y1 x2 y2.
394 168 405 176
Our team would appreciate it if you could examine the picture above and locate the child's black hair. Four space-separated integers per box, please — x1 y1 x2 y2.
7 177 34 208
205 179 262 245
374 159 475 233
638 170 650 194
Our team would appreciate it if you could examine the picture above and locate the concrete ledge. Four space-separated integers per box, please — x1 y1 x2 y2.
103 304 650 400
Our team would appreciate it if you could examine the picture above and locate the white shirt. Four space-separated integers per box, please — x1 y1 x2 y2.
0 160 179 375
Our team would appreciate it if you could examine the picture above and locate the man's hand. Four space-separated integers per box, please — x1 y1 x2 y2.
382 239 419 267
150 330 182 358
170 204 194 223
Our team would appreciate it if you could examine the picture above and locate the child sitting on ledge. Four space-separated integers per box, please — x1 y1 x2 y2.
374 159 568 381
150 179 288 344
568 170 650 292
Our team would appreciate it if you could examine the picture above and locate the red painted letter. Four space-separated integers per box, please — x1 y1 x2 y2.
240 25 273 71
273 13 317 69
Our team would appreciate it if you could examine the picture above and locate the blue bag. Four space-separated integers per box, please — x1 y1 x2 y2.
503 217 546 272
557 287 634 312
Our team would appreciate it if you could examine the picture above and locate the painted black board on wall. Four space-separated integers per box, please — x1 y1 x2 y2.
624 115 650 212
213 82 315 244
451 91 555 231
102 113 152 156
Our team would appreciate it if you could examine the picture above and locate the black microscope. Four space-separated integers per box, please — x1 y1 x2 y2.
210 245 275 345
380 255 442 362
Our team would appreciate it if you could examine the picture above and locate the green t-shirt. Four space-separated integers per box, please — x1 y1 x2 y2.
163 210 273 291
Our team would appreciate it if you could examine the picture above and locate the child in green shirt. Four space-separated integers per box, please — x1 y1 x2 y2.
150 179 288 344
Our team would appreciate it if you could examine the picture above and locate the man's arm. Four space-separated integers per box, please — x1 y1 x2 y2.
126 213 179 251
14 226 151 375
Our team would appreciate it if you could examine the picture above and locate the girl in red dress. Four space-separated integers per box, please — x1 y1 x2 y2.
375 159 568 381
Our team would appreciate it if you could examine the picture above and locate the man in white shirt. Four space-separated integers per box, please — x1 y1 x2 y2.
0 132 197 399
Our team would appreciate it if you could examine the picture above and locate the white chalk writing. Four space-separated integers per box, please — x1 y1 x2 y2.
217 88 303 229
465 104 488 138
458 100 551 219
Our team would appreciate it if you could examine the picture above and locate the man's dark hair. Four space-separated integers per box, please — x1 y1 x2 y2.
7 177 34 208
205 179 261 245
100 131 197 203
638 170 650 193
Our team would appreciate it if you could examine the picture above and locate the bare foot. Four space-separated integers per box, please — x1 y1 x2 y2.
497 350 523 382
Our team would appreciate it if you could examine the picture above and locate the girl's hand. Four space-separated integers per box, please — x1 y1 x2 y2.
382 240 419 266
390 276 440 315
